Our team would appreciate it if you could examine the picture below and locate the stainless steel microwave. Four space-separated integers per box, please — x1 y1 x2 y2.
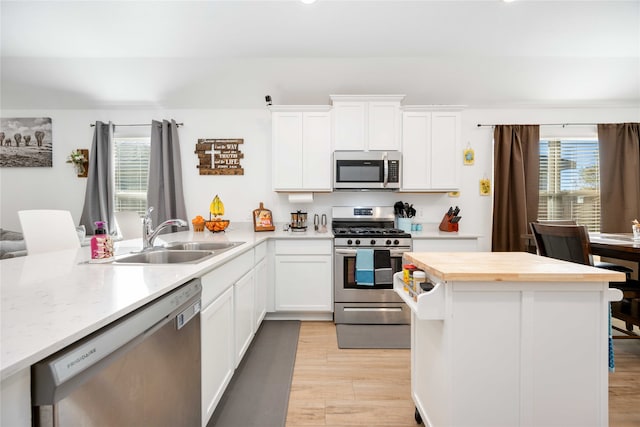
333 151 401 190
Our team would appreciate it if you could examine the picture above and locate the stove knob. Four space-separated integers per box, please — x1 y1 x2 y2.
370 239 376 245
386 239 392 245
355 239 361 245
393 239 400 245
347 239 353 245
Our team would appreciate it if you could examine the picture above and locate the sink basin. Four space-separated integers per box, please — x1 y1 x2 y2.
112 250 216 264
163 241 244 251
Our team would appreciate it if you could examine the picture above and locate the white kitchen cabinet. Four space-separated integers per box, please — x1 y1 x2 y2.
201 286 234 427
274 240 333 312
234 269 255 367
200 249 254 426
254 257 267 330
271 106 332 192
401 109 461 191
331 95 404 151
1 368 31 427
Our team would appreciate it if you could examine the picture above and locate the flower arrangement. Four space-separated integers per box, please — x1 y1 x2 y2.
66 150 86 175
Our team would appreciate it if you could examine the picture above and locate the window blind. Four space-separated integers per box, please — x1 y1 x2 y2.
113 137 150 215
538 139 600 232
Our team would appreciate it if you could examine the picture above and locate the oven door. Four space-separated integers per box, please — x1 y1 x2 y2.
334 247 406 303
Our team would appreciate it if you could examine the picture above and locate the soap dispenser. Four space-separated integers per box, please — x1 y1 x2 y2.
90 220 114 262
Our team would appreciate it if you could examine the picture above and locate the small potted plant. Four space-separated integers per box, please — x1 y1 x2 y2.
66 150 87 176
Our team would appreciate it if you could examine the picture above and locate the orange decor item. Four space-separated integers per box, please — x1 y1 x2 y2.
192 215 205 232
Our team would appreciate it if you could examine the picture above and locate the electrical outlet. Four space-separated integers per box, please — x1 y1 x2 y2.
418 208 424 218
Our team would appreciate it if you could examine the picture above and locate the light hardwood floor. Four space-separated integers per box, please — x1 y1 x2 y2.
286 321 640 427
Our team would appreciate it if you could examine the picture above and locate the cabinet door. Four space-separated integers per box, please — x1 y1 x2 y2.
302 111 332 190
272 112 303 190
368 101 401 151
333 101 367 150
402 111 432 190
234 269 255 367
430 112 461 190
201 287 234 427
401 111 461 191
275 255 332 311
254 258 267 330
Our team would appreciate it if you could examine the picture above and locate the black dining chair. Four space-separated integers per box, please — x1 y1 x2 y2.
530 220 633 278
529 222 640 336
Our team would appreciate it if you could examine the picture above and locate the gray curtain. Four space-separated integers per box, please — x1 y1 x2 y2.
598 123 640 233
80 121 115 235
492 125 540 252
147 119 188 231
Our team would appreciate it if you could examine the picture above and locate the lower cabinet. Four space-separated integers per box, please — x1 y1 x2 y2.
200 248 259 426
254 257 268 330
201 286 234 426
234 269 255 367
274 240 332 311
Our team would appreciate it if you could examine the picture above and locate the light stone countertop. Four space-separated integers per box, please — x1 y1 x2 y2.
0 222 331 380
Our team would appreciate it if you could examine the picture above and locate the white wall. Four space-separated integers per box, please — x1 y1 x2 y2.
1 106 638 251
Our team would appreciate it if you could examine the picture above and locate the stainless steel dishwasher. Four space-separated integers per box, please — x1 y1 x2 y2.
32 278 202 427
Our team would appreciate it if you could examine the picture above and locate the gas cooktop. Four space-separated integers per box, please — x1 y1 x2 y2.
332 227 410 238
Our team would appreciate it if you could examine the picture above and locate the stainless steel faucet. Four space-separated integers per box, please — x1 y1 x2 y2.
143 207 188 250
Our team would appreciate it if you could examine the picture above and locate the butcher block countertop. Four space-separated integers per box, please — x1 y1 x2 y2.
403 252 626 282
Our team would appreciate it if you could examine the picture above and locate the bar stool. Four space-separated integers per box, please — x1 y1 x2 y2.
18 210 80 255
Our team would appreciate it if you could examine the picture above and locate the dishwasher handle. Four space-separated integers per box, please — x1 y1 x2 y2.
32 279 202 405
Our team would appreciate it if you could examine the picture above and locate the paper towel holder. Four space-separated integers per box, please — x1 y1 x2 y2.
288 193 314 204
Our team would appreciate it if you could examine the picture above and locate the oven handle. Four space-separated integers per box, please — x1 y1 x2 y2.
335 248 408 256
343 307 404 313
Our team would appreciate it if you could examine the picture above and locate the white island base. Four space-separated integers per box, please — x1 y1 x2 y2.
395 252 625 427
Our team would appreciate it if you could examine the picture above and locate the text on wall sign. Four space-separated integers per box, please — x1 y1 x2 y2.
195 138 244 175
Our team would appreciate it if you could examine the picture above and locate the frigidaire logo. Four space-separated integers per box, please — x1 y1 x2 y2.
67 348 96 369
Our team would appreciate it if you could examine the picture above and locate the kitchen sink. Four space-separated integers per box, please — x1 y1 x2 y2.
112 249 216 264
162 241 245 252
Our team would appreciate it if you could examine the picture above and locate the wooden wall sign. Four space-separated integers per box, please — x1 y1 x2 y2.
195 138 244 175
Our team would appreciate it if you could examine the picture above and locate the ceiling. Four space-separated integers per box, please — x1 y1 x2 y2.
1 0 639 109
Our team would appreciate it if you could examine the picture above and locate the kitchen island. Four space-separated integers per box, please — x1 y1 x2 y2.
395 252 625 427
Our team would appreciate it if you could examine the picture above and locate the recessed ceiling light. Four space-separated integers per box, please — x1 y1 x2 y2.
301 0 317 4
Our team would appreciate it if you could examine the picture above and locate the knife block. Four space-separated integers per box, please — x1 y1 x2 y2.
439 214 459 232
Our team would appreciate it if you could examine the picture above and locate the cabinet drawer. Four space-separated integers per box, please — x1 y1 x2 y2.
201 249 254 307
275 239 332 255
254 241 267 262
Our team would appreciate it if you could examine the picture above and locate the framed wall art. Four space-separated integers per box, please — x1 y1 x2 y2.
0 117 53 167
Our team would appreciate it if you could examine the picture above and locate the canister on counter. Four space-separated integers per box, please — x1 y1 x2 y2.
403 264 417 284
412 271 426 300
403 264 417 291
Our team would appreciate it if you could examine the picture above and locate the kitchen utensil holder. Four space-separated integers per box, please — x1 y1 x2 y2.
439 214 459 232
397 218 412 233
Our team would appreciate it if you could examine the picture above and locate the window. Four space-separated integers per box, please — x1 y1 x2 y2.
538 138 601 232
113 136 150 216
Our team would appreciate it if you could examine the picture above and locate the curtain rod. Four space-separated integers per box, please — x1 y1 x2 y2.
89 122 184 127
477 123 597 128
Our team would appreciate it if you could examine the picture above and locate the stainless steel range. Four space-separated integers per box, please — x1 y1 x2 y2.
332 206 412 348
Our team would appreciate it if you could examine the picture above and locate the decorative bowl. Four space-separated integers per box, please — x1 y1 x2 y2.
205 219 230 233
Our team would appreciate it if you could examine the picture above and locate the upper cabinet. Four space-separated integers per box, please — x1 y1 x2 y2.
331 95 404 151
271 106 332 192
401 108 461 192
